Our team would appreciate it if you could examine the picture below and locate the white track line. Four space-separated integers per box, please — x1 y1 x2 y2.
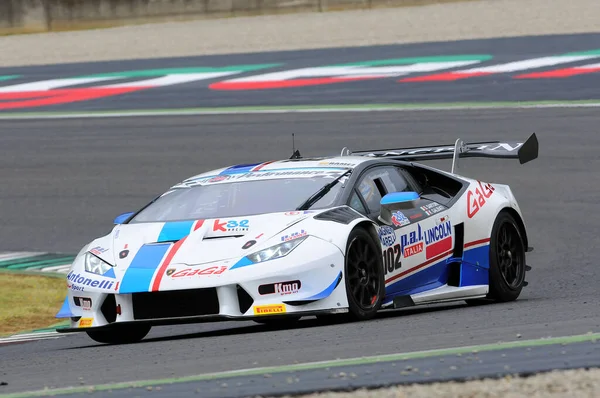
0 331 66 345
1 102 600 120
38 264 71 273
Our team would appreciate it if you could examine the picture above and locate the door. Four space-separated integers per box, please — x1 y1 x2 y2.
348 166 453 298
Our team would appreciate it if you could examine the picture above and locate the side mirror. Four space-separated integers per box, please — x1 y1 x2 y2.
379 192 420 227
113 211 134 225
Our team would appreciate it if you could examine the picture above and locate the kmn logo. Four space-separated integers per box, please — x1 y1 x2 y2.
259 280 302 295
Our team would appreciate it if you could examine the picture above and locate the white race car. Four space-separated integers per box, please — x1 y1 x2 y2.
56 134 538 344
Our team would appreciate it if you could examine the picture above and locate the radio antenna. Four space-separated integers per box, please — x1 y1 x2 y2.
289 133 301 159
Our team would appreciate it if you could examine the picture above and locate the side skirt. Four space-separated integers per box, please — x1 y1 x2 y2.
385 284 488 309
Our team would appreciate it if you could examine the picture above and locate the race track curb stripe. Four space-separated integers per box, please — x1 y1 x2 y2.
0 331 66 345
2 100 600 120
0 252 74 274
3 332 599 398
0 321 71 344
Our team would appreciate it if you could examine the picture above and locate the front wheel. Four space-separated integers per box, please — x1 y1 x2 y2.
344 227 385 321
86 325 151 344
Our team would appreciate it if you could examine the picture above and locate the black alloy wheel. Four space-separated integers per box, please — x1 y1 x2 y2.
344 228 385 320
496 221 525 289
487 211 527 302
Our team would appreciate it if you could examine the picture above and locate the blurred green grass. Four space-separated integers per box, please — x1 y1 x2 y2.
0 273 66 336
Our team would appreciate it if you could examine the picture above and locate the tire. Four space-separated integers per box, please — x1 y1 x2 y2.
86 325 151 344
474 211 527 303
344 227 385 321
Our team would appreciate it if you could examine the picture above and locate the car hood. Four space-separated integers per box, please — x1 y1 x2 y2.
87 210 322 269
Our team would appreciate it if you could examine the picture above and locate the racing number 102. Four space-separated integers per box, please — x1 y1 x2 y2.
382 244 401 275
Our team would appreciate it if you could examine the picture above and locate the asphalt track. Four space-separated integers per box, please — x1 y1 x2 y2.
1 108 600 396
3 335 600 398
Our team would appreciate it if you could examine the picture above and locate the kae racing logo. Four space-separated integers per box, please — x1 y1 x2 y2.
258 280 301 296
213 219 249 232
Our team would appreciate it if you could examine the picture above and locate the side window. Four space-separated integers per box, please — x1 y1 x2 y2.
353 168 387 215
356 172 384 214
349 191 368 215
352 167 412 215
381 167 410 193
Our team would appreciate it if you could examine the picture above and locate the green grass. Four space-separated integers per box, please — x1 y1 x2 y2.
0 273 65 336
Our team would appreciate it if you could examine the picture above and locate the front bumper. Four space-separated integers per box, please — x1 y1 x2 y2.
58 237 348 332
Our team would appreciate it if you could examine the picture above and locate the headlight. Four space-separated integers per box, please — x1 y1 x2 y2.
84 252 113 275
246 236 308 263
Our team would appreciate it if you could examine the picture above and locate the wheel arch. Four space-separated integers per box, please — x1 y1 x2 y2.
352 220 381 250
498 207 529 249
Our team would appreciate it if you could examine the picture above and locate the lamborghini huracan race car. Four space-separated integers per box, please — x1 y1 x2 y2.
56 134 538 344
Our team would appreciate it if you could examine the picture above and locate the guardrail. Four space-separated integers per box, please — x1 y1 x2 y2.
0 0 451 32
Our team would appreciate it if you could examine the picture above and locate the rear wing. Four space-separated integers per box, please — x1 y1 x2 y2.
346 133 538 173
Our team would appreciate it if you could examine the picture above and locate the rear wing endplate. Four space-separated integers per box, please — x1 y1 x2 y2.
348 133 539 174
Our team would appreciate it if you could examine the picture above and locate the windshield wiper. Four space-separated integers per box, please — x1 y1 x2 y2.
296 169 353 211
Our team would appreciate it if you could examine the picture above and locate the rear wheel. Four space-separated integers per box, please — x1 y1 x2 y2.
488 212 527 301
86 325 151 344
344 227 385 321
467 211 526 305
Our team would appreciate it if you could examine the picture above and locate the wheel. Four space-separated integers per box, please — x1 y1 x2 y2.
344 227 385 320
471 211 526 304
253 316 301 327
86 325 151 344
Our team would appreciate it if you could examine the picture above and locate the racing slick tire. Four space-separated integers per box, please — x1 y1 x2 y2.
86 325 151 344
344 227 385 321
467 211 527 305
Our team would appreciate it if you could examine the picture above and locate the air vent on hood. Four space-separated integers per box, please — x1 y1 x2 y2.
203 235 244 240
314 207 363 224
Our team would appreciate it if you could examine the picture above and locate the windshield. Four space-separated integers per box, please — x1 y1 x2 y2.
129 177 345 223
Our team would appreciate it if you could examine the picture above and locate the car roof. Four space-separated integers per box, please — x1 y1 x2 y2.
171 156 373 188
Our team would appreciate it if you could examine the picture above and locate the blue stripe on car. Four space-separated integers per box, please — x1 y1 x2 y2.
219 163 262 175
103 267 116 279
120 243 171 293
157 220 195 242
298 271 343 301
229 256 253 270
55 296 74 318
383 244 490 300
